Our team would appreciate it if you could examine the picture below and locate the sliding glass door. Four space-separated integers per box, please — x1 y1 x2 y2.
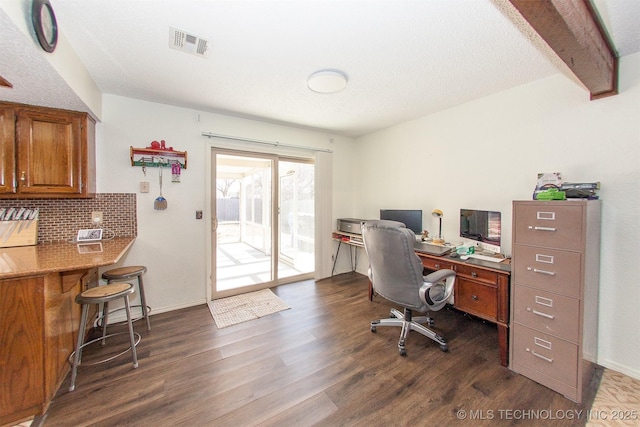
278 160 315 280
211 149 314 299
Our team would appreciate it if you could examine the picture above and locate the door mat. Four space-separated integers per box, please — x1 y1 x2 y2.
208 288 290 329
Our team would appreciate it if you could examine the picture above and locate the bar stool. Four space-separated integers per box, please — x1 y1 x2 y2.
102 266 151 331
69 282 140 392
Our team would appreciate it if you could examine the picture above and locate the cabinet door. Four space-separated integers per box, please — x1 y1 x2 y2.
16 109 83 195
0 277 44 423
0 108 16 194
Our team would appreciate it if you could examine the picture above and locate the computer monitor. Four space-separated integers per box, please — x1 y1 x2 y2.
379 209 423 235
459 208 501 253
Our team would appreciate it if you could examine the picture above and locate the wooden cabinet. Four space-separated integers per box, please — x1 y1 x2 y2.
510 200 600 403
0 268 98 425
417 252 511 366
0 102 96 198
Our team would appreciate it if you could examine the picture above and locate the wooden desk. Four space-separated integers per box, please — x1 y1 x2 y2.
416 252 511 367
332 231 511 366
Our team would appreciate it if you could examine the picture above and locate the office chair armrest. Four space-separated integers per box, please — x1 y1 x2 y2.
423 269 455 284
419 269 455 311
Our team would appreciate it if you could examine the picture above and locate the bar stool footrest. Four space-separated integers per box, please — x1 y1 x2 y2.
96 305 152 328
68 332 141 367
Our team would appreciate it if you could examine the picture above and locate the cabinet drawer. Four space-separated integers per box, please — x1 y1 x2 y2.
513 244 581 297
513 204 584 250
420 256 453 272
512 324 578 387
456 264 498 286
455 278 497 321
513 285 580 342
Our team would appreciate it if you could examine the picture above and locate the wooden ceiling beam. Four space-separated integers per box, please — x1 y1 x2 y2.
509 0 618 99
0 76 12 88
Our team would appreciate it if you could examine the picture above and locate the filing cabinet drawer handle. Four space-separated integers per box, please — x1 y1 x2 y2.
528 226 557 232
528 267 556 276
531 350 553 363
532 309 555 319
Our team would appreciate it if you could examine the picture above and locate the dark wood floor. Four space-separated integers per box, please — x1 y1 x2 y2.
40 272 597 426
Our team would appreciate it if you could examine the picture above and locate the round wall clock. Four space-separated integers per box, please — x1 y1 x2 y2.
32 0 58 53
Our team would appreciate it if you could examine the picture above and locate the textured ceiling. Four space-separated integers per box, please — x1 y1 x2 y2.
1 0 639 138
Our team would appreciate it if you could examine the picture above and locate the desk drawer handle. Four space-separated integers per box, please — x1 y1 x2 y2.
434 264 440 269
531 350 553 363
527 267 556 276
532 309 555 319
528 226 557 232
472 295 478 301
471 272 478 277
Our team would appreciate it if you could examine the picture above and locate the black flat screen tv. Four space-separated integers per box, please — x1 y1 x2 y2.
459 208 501 252
380 209 422 235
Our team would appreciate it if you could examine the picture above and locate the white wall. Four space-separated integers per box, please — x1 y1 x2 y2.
352 53 640 379
96 94 357 313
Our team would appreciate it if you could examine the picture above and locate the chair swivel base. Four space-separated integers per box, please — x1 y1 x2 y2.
371 308 448 356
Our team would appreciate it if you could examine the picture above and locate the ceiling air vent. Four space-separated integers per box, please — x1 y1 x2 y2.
169 26 210 57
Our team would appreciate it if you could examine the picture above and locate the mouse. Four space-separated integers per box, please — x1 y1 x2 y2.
460 255 470 260
449 253 459 258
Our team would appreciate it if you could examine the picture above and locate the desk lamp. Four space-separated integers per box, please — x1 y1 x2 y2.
432 209 444 244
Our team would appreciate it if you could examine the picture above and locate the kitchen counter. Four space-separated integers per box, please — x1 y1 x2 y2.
0 236 135 425
0 237 135 279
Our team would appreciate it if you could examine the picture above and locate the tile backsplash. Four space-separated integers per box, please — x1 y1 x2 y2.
0 193 137 243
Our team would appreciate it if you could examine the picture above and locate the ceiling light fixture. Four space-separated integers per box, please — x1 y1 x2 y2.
307 70 348 93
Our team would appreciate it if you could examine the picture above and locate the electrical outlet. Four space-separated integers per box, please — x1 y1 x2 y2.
91 211 103 225
140 181 150 193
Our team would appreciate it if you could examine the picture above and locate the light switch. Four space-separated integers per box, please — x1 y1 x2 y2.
140 182 150 193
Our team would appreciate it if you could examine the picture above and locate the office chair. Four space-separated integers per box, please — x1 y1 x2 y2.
362 220 455 356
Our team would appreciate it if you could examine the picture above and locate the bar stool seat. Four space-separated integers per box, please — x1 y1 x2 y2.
69 282 140 392
102 266 151 331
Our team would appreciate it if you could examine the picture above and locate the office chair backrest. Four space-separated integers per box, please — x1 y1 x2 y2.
362 220 429 311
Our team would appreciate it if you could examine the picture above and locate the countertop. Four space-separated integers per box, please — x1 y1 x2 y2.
0 237 136 279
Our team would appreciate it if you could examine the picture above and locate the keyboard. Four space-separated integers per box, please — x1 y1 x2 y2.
467 253 504 263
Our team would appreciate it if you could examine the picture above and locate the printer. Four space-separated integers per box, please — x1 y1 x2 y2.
337 218 369 235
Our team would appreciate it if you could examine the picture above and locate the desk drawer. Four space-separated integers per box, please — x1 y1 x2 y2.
512 245 581 297
455 278 497 321
513 285 580 343
513 204 584 250
420 256 453 272
512 324 578 387
456 264 498 286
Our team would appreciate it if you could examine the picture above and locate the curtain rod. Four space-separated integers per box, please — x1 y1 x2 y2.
201 132 333 153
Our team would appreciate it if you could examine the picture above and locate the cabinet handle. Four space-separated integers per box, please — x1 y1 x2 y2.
528 225 557 232
532 309 555 319
471 272 478 277
527 267 556 276
531 350 553 363
434 264 440 269
20 171 26 182
472 295 478 301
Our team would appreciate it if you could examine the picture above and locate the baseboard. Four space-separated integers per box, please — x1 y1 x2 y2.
596 358 640 381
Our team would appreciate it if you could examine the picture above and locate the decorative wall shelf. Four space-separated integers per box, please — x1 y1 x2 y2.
130 146 188 169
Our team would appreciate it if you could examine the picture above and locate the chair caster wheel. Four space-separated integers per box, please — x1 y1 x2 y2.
399 348 407 357
440 344 448 352
370 325 377 333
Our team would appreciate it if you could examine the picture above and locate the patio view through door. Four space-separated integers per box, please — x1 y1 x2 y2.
212 150 314 299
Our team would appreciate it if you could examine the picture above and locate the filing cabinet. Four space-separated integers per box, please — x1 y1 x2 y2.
510 200 601 403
